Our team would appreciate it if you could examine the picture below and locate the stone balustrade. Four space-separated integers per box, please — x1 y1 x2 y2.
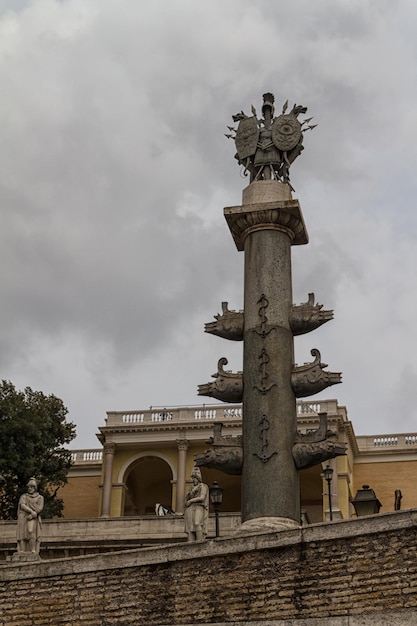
357 434 417 451
70 450 103 463
105 404 244 426
105 400 342 427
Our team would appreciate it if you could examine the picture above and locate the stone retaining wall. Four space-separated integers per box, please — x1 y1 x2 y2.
0 513 242 560
1 510 417 625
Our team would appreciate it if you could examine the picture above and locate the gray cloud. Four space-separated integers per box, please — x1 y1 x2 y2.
0 0 416 446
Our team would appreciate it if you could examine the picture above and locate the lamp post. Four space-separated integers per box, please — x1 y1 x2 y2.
323 465 333 522
351 485 382 517
209 481 224 538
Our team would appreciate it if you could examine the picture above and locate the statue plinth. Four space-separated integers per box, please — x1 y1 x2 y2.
9 552 41 563
242 180 293 204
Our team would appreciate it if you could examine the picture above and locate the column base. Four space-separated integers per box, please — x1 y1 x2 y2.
236 516 300 535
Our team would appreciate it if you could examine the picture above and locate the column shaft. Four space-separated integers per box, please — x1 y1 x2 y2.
101 442 116 518
175 440 189 514
242 228 300 524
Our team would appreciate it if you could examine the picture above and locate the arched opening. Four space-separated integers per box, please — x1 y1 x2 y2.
123 456 173 516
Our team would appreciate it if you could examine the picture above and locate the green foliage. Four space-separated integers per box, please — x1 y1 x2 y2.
0 380 76 520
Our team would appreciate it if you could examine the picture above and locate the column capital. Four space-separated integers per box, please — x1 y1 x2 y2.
224 199 308 251
176 439 189 451
104 442 116 455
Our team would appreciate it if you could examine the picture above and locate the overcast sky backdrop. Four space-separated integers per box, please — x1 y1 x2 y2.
1 0 416 448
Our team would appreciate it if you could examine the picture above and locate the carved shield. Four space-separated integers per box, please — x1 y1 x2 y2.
272 114 302 151
235 116 259 160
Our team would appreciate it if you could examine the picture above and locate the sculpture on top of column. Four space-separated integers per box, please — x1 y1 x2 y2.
184 466 209 542
226 92 316 190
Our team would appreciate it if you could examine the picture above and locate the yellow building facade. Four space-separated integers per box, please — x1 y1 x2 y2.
60 399 417 524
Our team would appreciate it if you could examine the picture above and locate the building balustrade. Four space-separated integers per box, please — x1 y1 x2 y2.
106 404 246 426
70 450 103 463
374 436 398 447
106 400 339 427
356 434 417 451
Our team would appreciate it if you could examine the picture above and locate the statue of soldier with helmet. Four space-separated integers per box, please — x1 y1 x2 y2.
226 92 316 191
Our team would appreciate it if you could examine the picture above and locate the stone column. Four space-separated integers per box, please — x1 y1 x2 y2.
101 442 116 518
175 440 189 514
224 181 308 531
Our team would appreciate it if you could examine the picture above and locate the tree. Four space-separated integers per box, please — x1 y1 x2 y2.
0 380 76 519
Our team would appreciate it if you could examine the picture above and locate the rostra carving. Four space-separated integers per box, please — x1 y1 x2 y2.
295 412 329 444
292 435 347 470
290 293 333 336
198 357 243 403
204 302 244 341
293 412 347 469
292 349 342 398
195 420 346 474
195 422 242 475
203 292 333 342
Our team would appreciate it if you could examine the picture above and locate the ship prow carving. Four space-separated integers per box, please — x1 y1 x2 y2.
293 411 347 469
290 292 333 335
195 418 346 474
204 302 244 341
195 422 243 475
198 357 243 403
292 348 342 397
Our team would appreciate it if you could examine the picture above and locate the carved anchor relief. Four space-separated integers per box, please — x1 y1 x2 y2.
252 294 277 395
253 414 278 463
253 294 275 337
253 348 277 394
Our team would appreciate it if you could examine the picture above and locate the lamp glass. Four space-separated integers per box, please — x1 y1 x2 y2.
323 465 333 481
209 481 224 505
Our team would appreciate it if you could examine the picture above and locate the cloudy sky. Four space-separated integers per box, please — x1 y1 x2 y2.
1 0 416 448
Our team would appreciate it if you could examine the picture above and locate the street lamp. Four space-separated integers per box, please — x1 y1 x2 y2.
209 481 224 538
323 465 333 522
351 485 382 517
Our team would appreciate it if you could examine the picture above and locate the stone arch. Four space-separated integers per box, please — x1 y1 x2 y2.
119 452 176 516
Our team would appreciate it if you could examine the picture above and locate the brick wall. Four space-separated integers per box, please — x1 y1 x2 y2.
354 459 417 512
60 474 102 518
1 510 417 625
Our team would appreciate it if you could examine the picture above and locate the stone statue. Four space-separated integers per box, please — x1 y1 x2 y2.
16 477 44 556
184 466 209 542
227 92 316 190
